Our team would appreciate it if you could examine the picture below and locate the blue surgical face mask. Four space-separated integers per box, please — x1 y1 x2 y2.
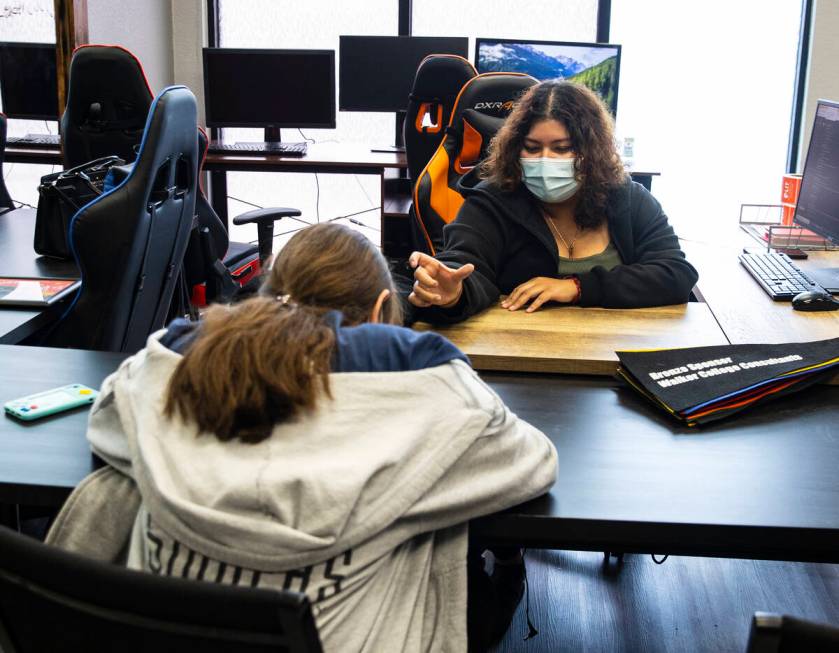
519 157 580 203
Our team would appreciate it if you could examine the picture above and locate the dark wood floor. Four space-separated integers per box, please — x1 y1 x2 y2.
492 550 839 653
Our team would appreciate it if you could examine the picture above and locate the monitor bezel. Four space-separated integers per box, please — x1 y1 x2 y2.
338 35 470 112
0 41 59 121
792 98 839 245
474 37 622 115
202 47 337 130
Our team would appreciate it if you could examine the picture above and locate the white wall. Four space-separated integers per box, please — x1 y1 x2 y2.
86 0 174 93
799 0 839 169
171 0 207 125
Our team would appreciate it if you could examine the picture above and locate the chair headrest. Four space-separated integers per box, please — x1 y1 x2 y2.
65 45 154 130
409 54 477 101
125 85 199 186
449 72 538 126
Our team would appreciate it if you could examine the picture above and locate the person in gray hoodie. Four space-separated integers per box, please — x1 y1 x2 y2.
60 223 558 653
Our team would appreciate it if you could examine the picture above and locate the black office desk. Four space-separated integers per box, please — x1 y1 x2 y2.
474 371 839 563
0 209 79 344
2 345 838 563
0 345 126 506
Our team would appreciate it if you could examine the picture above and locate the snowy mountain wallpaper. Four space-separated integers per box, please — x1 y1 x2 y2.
477 41 620 114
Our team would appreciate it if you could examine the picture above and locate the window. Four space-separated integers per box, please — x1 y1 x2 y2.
0 0 57 207
217 0 397 247
411 0 598 52
610 1 803 235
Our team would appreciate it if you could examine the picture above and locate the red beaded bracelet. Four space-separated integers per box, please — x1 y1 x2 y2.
565 276 582 304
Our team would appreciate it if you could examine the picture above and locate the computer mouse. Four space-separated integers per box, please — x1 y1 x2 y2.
791 290 839 311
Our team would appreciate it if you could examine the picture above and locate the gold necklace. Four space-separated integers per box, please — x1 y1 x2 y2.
544 213 580 259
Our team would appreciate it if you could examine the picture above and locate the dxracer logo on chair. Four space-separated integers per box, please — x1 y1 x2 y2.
473 100 514 113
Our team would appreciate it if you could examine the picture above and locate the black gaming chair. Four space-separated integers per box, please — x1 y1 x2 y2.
45 85 199 352
411 73 538 254
403 54 476 184
0 525 323 652
60 45 152 169
746 612 839 652
60 45 299 306
186 129 301 305
0 114 15 212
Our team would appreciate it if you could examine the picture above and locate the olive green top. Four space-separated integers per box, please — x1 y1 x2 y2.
558 241 623 276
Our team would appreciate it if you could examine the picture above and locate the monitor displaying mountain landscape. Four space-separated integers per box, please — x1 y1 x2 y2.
475 38 621 116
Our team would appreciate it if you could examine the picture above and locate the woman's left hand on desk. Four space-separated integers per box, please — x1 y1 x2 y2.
501 277 579 313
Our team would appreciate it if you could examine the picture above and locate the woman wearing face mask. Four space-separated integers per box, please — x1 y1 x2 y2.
407 81 698 322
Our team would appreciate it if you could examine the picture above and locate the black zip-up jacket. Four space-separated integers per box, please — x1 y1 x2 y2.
416 175 699 324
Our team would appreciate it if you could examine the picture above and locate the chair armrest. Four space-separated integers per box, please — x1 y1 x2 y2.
232 207 301 226
232 207 303 263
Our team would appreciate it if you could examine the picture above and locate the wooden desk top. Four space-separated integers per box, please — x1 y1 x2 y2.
685 238 839 344
684 232 839 382
420 224 837 378
419 302 729 375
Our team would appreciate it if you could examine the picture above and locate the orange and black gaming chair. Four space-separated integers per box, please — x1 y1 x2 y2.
403 54 476 184
411 73 538 255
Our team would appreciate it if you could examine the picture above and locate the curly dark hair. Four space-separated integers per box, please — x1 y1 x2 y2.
480 81 627 230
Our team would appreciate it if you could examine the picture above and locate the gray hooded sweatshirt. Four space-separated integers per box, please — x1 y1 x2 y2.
81 323 558 653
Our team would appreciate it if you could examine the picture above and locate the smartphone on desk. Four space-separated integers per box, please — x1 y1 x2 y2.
4 384 99 421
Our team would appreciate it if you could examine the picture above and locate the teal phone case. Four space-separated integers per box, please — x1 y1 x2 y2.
4 384 99 421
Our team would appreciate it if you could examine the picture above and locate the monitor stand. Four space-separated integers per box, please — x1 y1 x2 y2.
235 127 304 148
807 266 839 294
370 144 405 154
371 112 407 153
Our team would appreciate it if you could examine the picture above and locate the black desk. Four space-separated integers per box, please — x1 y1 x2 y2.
474 372 839 563
0 209 79 344
2 345 838 563
0 345 126 506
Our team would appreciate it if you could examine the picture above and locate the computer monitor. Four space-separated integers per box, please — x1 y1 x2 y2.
202 48 336 130
0 42 58 120
791 98 839 292
475 38 621 116
339 36 469 112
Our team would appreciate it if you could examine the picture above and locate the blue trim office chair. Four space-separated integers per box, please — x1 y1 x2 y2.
45 85 199 352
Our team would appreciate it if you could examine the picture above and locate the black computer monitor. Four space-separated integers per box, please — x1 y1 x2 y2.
0 42 58 120
792 98 839 291
202 48 336 129
339 36 469 112
475 38 621 116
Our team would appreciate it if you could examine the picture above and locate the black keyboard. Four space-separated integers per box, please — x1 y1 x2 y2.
7 134 61 148
207 141 307 156
739 251 829 300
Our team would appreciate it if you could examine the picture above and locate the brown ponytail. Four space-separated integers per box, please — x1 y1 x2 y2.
164 224 401 443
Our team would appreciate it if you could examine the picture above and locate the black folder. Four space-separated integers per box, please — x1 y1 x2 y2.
616 338 839 426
